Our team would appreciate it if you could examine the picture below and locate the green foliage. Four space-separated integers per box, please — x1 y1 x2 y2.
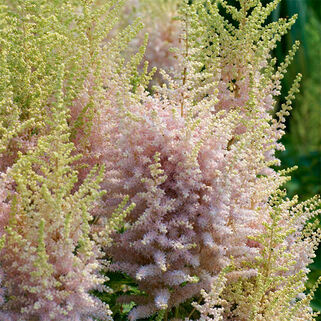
272 2 321 314
93 272 141 321
290 15 321 154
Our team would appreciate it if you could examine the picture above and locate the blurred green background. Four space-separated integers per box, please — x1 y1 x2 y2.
264 0 321 315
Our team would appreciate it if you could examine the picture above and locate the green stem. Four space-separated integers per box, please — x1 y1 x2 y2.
187 296 202 319
175 306 179 318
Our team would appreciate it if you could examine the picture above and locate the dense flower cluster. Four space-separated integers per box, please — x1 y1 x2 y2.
0 0 320 320
0 0 138 319
0 68 111 320
94 0 320 319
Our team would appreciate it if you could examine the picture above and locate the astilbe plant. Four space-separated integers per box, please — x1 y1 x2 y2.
0 66 111 320
0 0 139 319
85 0 320 319
68 0 156 186
0 0 320 320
